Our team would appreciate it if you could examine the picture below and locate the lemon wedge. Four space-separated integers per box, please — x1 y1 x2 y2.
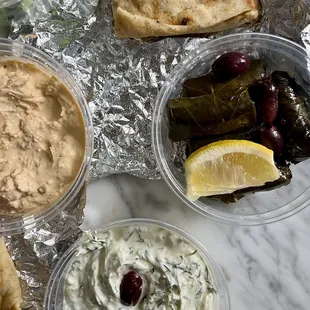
185 140 280 201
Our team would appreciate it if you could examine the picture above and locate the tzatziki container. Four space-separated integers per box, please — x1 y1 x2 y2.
0 38 94 235
43 218 230 310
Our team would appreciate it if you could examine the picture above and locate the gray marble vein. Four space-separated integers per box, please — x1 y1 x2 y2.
82 174 310 310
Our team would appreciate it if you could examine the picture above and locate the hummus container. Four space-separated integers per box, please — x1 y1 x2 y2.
43 218 230 310
152 33 310 226
0 38 93 235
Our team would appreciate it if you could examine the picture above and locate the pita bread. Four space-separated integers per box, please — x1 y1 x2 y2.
113 0 260 38
0 240 21 310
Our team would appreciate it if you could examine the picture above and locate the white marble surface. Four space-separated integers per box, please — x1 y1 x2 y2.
82 174 310 310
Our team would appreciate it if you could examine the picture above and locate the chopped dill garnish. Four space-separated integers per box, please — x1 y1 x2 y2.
136 229 145 243
157 300 163 307
125 230 134 241
196 288 203 298
164 264 171 272
188 249 197 256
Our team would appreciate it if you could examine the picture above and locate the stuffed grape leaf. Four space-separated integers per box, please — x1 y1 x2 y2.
187 130 259 155
272 71 310 163
211 161 292 203
183 60 266 98
168 89 256 141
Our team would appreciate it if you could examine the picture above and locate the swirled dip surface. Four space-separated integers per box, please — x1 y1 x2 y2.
64 225 216 310
0 59 85 214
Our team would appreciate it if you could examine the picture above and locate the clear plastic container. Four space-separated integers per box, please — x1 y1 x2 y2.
43 218 230 310
152 33 310 226
0 38 94 235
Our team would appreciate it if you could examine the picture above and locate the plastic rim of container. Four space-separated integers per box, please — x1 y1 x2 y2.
152 32 310 226
43 218 231 310
0 38 94 235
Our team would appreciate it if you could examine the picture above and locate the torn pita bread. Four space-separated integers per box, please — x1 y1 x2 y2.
0 240 21 310
113 0 261 38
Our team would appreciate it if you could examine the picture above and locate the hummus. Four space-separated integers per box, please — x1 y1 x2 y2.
0 59 85 214
64 226 216 310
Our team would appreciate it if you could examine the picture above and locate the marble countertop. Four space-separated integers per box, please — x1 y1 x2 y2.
82 174 310 310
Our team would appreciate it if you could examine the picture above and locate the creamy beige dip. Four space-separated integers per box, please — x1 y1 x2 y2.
0 59 86 214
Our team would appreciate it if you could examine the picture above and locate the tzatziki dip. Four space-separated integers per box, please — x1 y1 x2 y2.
64 225 216 310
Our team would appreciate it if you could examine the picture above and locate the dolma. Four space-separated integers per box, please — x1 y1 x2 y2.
187 130 259 155
211 161 292 203
183 60 266 98
272 71 310 163
168 89 256 141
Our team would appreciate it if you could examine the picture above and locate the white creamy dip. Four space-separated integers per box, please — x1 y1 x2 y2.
64 225 216 310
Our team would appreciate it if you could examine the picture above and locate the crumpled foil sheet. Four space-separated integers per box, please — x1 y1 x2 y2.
0 0 309 309
7 0 310 180
3 185 86 310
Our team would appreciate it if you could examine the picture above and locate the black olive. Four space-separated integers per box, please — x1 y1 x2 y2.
249 78 279 123
120 271 143 306
211 52 250 79
260 98 279 124
249 78 279 104
260 125 284 156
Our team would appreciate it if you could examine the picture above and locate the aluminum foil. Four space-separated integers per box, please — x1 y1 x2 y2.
3 185 86 310
4 0 310 180
0 0 310 309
